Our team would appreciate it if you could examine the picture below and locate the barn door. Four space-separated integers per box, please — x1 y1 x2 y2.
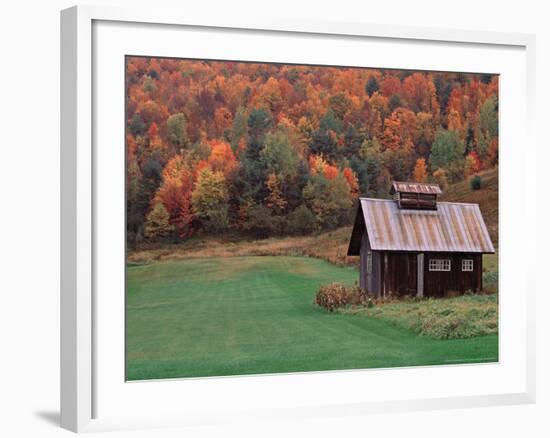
391 253 417 296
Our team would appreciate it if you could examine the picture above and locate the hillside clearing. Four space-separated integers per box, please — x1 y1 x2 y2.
128 226 356 267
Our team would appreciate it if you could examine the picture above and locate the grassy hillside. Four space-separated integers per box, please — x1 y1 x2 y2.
441 167 498 246
127 256 498 380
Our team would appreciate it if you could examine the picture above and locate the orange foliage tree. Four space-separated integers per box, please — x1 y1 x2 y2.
154 155 194 238
413 158 428 183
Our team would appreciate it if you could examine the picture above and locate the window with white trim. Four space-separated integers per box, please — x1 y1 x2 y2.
428 259 451 271
462 259 474 272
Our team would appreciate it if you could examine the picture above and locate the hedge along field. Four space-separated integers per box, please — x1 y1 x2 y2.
126 256 498 380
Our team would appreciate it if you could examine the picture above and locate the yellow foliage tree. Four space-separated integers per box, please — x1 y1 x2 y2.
265 173 287 214
413 158 428 182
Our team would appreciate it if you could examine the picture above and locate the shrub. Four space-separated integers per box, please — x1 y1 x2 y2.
419 314 484 339
470 175 482 190
315 283 347 311
242 205 277 237
315 282 369 311
287 205 317 235
483 271 498 293
349 285 371 306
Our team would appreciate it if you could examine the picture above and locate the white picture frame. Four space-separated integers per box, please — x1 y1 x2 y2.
60 5 537 433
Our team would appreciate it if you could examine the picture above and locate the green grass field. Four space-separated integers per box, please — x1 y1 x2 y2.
127 256 498 380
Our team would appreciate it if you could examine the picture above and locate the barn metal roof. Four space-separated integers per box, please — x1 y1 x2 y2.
390 181 442 195
347 198 495 255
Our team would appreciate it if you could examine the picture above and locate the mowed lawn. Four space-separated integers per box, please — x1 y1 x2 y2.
126 256 498 380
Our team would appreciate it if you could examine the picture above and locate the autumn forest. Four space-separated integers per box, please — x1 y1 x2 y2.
126 57 498 247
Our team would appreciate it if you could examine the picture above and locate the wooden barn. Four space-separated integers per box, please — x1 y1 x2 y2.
347 181 495 298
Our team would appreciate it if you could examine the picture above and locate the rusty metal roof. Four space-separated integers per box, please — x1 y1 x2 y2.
348 198 495 254
390 181 442 195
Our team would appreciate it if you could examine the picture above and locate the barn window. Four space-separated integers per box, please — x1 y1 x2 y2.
366 251 372 274
428 259 451 271
462 259 474 271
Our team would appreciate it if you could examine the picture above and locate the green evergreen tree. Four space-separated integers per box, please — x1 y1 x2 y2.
126 159 143 248
365 76 380 97
309 109 343 161
230 105 248 150
240 108 273 203
242 204 278 237
319 109 344 133
260 127 299 181
131 155 163 243
477 95 498 158
287 205 317 235
129 114 145 136
166 113 189 149
429 129 465 172
389 94 402 112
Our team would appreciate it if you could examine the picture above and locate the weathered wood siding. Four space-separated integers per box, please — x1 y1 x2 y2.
423 253 482 297
417 253 424 297
371 251 381 296
359 232 382 296
376 251 482 297
359 233 368 291
380 252 418 297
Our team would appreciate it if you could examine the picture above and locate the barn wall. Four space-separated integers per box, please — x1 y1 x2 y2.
371 251 381 296
361 246 484 298
377 251 483 297
380 252 418 297
359 233 368 290
423 253 482 297
359 232 381 296
417 253 424 297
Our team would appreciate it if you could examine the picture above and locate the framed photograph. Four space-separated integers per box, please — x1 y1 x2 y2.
61 5 536 433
